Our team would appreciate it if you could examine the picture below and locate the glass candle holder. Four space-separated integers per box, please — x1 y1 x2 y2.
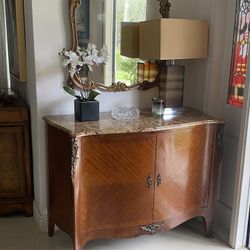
152 98 164 117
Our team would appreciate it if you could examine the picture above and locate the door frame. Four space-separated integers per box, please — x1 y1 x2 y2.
0 0 11 88
229 56 250 249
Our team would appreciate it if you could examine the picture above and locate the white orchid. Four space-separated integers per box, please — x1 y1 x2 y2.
59 49 84 77
59 43 109 77
100 45 109 63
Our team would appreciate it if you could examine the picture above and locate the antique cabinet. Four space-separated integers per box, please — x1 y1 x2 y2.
0 104 33 216
44 109 223 250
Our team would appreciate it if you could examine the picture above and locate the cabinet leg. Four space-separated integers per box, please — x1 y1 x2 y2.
74 234 87 250
74 243 82 250
74 239 85 250
23 202 33 217
202 216 214 238
48 215 55 237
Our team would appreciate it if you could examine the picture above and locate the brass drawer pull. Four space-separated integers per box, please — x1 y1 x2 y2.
147 175 153 189
157 174 162 186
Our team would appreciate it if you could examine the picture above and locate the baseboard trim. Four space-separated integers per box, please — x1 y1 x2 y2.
213 200 232 244
33 201 48 233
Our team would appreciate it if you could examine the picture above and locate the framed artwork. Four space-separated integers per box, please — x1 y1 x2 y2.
228 0 250 108
5 0 26 82
76 0 90 46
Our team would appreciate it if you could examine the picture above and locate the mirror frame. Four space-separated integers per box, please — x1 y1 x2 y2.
68 0 161 92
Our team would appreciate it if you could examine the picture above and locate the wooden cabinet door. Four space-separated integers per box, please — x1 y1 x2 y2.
78 133 156 231
0 126 25 198
154 125 214 222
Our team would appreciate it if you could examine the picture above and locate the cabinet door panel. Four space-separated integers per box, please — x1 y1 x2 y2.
154 125 214 222
78 133 156 231
0 126 25 198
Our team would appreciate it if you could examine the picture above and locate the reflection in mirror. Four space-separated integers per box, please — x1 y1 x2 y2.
76 0 105 84
114 0 147 85
73 0 158 90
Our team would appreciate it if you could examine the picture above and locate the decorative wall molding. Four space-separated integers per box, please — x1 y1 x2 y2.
213 200 232 243
33 201 58 233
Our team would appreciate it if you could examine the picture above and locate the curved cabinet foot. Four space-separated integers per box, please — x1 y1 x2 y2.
202 216 213 238
74 243 82 250
74 238 87 250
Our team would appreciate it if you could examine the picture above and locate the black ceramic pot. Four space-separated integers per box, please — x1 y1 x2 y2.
74 99 99 121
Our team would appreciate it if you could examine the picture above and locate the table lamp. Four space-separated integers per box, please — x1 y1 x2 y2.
120 0 208 107
139 18 208 107
120 22 140 58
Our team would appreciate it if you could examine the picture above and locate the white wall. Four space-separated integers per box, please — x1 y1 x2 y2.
23 0 242 243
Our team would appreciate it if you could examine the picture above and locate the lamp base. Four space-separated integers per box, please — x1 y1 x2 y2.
159 64 185 108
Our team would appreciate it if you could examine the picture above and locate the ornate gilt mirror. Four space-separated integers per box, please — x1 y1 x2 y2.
68 0 170 92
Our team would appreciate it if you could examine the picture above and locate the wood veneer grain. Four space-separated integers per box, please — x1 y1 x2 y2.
46 116 223 250
0 106 32 216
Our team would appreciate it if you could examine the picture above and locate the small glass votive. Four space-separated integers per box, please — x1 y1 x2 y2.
152 98 164 117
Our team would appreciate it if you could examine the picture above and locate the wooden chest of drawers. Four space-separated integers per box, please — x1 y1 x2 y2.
44 109 223 250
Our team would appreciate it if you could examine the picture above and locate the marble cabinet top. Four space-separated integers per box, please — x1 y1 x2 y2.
43 108 223 138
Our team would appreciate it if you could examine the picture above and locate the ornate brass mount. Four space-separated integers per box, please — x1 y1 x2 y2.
217 125 224 158
157 174 162 186
70 75 160 93
158 0 171 18
141 222 165 234
71 137 79 181
147 175 153 189
147 174 162 188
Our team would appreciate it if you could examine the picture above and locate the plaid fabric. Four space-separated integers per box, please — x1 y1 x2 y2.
137 62 158 83
149 63 158 82
137 62 144 83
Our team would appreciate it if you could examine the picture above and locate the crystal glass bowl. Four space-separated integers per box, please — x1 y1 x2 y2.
111 106 140 120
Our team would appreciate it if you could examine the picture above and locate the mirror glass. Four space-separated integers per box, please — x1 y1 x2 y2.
75 0 149 87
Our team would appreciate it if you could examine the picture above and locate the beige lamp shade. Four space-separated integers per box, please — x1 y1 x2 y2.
139 19 208 60
120 22 139 58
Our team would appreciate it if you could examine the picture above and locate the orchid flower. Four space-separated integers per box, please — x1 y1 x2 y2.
59 43 109 101
59 49 84 77
59 43 109 76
